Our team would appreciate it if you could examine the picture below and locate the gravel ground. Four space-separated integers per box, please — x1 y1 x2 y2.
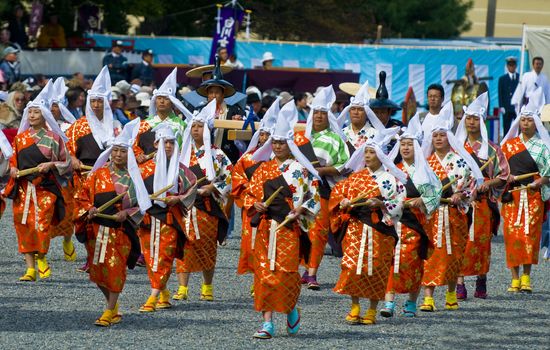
0 203 549 349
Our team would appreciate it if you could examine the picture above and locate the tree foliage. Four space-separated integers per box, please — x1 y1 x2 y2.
1 0 473 42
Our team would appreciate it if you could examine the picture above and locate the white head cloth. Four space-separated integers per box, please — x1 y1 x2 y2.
179 99 217 180
388 113 439 186
152 123 179 207
501 87 550 148
455 92 489 159
305 85 346 140
18 79 68 142
86 66 115 150
345 126 407 183
51 77 76 124
0 129 12 159
422 101 484 184
245 96 280 154
253 100 321 180
149 68 193 122
337 81 385 135
91 118 152 213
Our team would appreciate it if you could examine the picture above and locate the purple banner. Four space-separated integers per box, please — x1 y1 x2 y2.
79 4 101 32
28 1 43 37
209 6 244 64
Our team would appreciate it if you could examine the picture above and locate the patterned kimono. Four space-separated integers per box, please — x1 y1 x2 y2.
133 113 187 157
461 139 509 276
175 144 232 273
232 151 263 274
75 166 142 293
139 159 196 290
501 135 550 268
7 128 71 254
342 123 377 149
422 152 473 287
387 162 441 294
296 129 350 270
330 167 405 300
244 158 320 313
65 117 121 237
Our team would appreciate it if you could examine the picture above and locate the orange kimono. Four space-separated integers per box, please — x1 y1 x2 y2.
330 167 405 300
501 135 550 268
232 151 263 274
139 159 196 290
6 128 71 254
75 166 142 293
422 152 472 287
244 158 320 313
175 145 232 273
460 140 509 276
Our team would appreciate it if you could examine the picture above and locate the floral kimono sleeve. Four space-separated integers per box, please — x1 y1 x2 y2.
377 173 406 224
212 148 233 199
298 169 321 230
417 180 442 215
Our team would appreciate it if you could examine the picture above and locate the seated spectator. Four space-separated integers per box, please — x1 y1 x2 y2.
262 52 275 69
294 92 309 122
131 49 154 86
111 90 130 126
227 53 244 69
0 47 21 87
0 90 25 129
246 86 262 115
66 86 86 119
37 14 67 48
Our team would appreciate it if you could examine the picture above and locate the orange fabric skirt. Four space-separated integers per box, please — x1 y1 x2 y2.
387 224 425 294
87 224 131 293
304 198 330 269
422 205 468 287
253 218 301 313
334 220 395 300
50 184 75 238
237 209 255 274
460 198 493 276
502 189 543 268
139 218 178 290
13 181 56 254
176 208 218 273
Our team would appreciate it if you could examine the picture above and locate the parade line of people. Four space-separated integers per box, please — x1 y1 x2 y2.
2 59 549 339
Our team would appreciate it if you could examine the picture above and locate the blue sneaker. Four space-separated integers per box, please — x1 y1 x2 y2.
253 321 275 339
403 300 417 317
380 301 395 318
287 307 301 335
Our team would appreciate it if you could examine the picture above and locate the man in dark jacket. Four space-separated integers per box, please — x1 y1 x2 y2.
102 40 128 83
0 47 21 87
131 49 154 86
498 56 519 135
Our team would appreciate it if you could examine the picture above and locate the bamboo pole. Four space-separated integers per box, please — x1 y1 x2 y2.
97 191 127 213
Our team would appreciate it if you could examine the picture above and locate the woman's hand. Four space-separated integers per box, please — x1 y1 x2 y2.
287 207 305 221
71 157 82 170
253 202 267 213
450 192 463 206
10 167 18 179
88 207 98 219
405 197 424 209
136 153 147 164
37 162 53 174
366 198 384 209
197 184 215 197
114 211 128 223
340 198 351 209
164 196 180 207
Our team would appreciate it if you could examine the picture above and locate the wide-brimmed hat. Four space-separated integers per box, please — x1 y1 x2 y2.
339 82 376 97
369 71 401 110
262 52 275 63
196 56 236 98
541 104 550 122
186 64 233 79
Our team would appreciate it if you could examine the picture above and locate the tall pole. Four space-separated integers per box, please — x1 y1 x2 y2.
485 0 497 37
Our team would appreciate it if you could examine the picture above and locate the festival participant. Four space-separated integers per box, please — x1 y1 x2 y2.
49 77 78 261
339 81 385 149
419 102 483 312
330 127 406 325
420 84 445 134
245 102 321 339
232 97 279 293
370 71 404 130
455 92 510 299
500 87 550 293
298 85 350 290
66 66 122 272
6 80 71 281
134 68 192 161
173 99 232 301
138 124 197 312
75 118 151 327
0 126 12 219
381 114 442 318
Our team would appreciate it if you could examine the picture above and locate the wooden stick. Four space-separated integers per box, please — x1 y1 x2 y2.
508 185 534 193
264 186 284 207
17 166 40 178
149 184 175 199
440 198 451 204
97 191 127 213
311 160 320 165
95 213 118 220
275 216 294 231
479 155 496 171
196 176 207 185
513 172 539 182
80 165 93 171
81 170 91 176
441 177 459 192
340 187 379 209
145 151 157 160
